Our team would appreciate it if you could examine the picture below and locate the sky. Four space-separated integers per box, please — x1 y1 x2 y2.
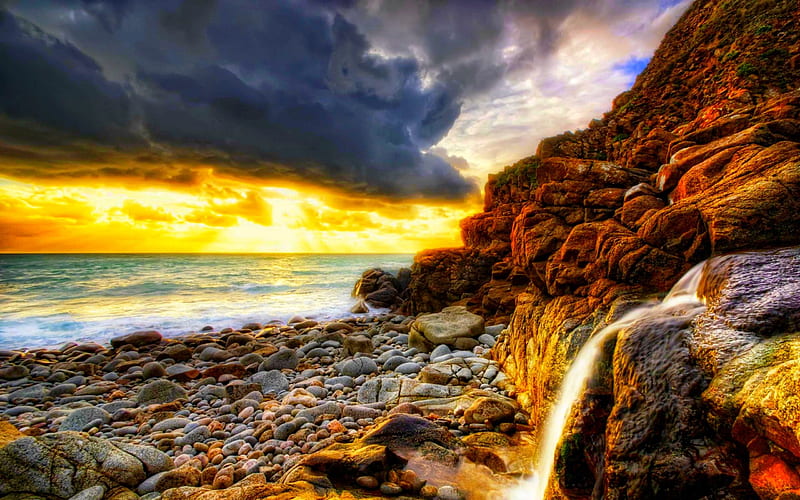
0 0 690 253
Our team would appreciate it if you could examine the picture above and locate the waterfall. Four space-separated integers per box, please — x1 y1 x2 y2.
507 261 707 500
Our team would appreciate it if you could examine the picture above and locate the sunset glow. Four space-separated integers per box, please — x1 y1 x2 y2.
0 174 476 253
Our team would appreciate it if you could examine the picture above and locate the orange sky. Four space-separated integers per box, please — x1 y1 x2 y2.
0 173 479 253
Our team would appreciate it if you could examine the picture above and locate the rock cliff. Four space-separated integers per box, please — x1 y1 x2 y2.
405 0 800 497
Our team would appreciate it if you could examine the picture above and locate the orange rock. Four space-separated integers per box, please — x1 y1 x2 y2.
749 454 800 499
0 421 23 447
327 420 346 434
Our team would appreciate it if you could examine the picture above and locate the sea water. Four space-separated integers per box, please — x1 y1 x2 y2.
0 253 411 350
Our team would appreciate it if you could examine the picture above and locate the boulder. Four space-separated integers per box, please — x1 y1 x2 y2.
409 306 484 352
352 268 406 308
0 432 146 497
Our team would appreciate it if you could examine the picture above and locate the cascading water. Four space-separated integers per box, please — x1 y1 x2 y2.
507 261 708 500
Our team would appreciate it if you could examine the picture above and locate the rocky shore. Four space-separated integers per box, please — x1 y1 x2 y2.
0 306 531 500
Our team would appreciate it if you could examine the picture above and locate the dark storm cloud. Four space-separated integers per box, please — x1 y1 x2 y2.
0 0 643 200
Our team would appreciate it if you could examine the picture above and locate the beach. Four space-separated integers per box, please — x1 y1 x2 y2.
0 303 533 499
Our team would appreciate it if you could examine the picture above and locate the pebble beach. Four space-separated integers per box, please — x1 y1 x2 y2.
0 307 534 500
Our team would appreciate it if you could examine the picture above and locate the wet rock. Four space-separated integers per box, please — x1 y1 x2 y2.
353 268 404 308
110 330 162 348
350 299 369 314
166 364 200 382
463 397 517 425
362 414 458 451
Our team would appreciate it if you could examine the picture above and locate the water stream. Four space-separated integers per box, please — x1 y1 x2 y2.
507 261 707 500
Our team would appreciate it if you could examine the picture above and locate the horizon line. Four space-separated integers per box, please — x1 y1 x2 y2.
0 251 418 255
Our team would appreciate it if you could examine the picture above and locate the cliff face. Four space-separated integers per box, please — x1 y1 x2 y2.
405 0 800 497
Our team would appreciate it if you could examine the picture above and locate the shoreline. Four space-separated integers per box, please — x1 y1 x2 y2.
0 307 534 499
0 254 414 353
0 304 394 353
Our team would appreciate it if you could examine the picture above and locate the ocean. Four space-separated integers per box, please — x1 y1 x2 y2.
0 253 413 350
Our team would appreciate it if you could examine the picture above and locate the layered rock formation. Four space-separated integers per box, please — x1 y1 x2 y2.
405 0 800 497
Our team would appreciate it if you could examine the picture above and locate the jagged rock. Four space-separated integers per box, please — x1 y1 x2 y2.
160 480 317 500
405 248 497 315
352 268 406 308
350 299 369 314
0 432 146 497
357 377 464 406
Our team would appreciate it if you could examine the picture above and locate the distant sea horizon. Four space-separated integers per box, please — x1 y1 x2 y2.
0 253 413 350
